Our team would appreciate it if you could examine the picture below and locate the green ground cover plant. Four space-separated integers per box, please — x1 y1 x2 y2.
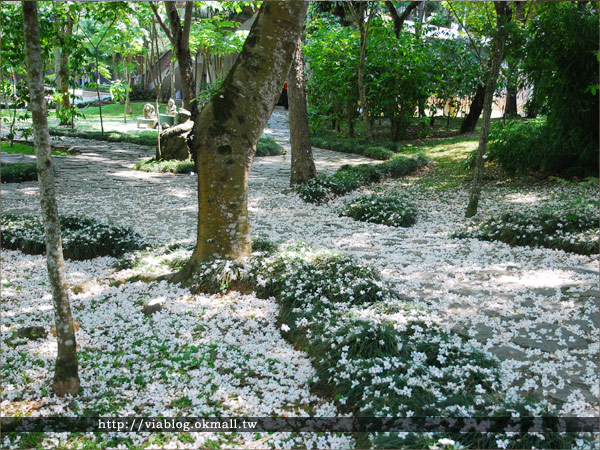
1 163 37 183
133 158 195 174
455 210 599 256
339 194 418 227
183 243 577 450
1 214 148 260
295 153 428 203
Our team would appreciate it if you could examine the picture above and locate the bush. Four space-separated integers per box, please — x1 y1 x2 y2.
294 153 428 203
311 135 397 160
129 85 155 101
255 136 284 156
133 157 195 174
1 163 37 183
49 128 157 146
339 194 417 227
1 214 149 260
455 210 599 255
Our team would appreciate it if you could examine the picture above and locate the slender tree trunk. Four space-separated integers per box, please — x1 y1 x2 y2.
355 4 373 140
288 36 316 185
170 57 176 100
22 0 80 396
174 2 309 280
460 84 486 133
94 52 104 137
465 2 512 218
151 2 196 114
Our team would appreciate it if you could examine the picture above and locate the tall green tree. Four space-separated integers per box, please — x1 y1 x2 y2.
175 1 308 280
21 0 80 396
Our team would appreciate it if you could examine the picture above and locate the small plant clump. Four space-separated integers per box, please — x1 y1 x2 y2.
1 214 149 260
256 136 284 156
339 194 417 227
133 157 195 174
1 163 37 183
295 153 428 203
455 210 599 256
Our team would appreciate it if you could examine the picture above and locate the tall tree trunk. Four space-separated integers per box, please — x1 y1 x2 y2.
352 3 374 140
460 84 485 133
174 1 309 280
151 2 196 114
170 56 176 100
288 36 316 186
22 0 80 396
385 1 420 38
465 2 512 218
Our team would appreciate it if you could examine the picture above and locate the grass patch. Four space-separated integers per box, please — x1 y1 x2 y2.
339 194 417 227
294 153 428 203
1 141 70 157
1 163 37 183
455 210 599 255
2 214 149 260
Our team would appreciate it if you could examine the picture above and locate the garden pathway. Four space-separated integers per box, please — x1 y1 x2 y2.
2 107 598 415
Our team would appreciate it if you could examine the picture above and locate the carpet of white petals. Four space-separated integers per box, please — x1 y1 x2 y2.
2 108 599 449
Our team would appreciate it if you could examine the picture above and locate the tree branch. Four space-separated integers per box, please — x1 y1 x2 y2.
385 0 421 38
447 2 483 64
182 2 194 49
149 1 174 44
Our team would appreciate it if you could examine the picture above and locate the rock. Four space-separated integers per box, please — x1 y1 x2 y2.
50 321 81 337
142 303 162 316
158 120 194 160
71 279 96 294
489 345 528 361
175 109 191 124
14 326 47 341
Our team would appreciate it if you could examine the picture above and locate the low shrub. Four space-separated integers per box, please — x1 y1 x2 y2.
256 136 284 156
482 119 599 178
294 153 428 203
1 163 37 183
339 194 417 227
133 157 195 174
1 214 149 260
49 128 157 146
455 210 599 255
311 135 396 160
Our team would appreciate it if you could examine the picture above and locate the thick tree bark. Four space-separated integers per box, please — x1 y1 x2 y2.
460 84 486 133
465 2 512 218
174 2 308 279
288 36 316 186
22 0 80 396
151 2 196 114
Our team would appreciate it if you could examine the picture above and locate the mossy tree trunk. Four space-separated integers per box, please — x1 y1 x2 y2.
288 35 316 186
175 2 308 280
465 2 512 218
22 0 80 396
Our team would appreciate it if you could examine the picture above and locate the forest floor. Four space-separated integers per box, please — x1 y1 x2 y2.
1 107 598 449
